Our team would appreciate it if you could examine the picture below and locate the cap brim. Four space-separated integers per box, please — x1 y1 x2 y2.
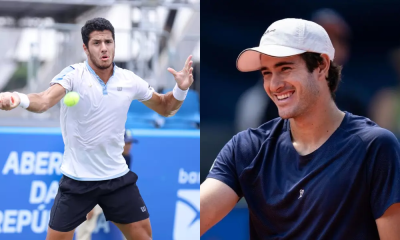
236 45 306 72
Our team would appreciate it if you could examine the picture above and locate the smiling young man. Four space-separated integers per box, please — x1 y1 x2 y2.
200 18 400 239
0 18 194 240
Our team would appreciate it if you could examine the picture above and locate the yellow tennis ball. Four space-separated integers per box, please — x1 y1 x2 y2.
64 92 80 107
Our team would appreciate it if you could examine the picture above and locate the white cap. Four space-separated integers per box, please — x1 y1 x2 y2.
236 18 335 72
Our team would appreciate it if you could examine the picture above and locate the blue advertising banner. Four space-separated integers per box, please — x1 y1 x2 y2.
201 207 249 240
0 128 200 240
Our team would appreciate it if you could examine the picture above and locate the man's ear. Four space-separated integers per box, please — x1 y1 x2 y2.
318 54 330 79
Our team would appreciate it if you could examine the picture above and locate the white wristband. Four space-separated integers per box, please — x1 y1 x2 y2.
172 84 188 101
14 92 30 109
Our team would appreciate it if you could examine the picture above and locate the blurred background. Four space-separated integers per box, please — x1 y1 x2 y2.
0 0 199 239
0 0 200 130
201 0 400 239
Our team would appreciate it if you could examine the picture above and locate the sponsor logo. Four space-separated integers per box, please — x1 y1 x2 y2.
299 189 304 199
173 189 200 240
264 28 276 35
178 168 200 185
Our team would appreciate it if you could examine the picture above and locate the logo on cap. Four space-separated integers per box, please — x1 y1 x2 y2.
264 29 276 35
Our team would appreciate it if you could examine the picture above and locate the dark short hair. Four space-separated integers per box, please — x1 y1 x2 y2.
300 52 342 99
81 18 115 48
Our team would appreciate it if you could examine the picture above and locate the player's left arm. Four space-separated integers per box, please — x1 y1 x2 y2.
368 129 400 240
142 55 194 117
376 203 400 240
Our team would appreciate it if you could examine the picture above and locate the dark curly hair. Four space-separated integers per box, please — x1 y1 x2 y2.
81 18 115 48
300 52 342 99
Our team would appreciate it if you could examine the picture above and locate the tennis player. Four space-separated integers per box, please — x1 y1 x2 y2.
200 18 400 239
0 18 194 240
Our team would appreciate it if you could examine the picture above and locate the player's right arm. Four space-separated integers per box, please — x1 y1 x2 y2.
201 135 244 236
200 178 239 236
0 84 66 113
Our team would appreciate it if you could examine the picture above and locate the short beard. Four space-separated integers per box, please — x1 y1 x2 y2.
88 49 112 70
277 74 320 120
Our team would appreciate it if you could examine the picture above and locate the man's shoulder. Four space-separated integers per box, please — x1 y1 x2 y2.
70 62 85 69
113 65 129 74
113 66 142 81
233 117 285 149
215 117 286 180
344 112 399 147
53 63 83 80
63 62 86 72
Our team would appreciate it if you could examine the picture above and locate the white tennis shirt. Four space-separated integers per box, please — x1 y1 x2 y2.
50 61 154 181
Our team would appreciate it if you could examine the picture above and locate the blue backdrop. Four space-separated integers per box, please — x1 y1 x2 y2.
0 127 200 240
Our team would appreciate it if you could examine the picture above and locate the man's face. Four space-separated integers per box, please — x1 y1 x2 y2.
83 30 115 70
260 54 322 119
